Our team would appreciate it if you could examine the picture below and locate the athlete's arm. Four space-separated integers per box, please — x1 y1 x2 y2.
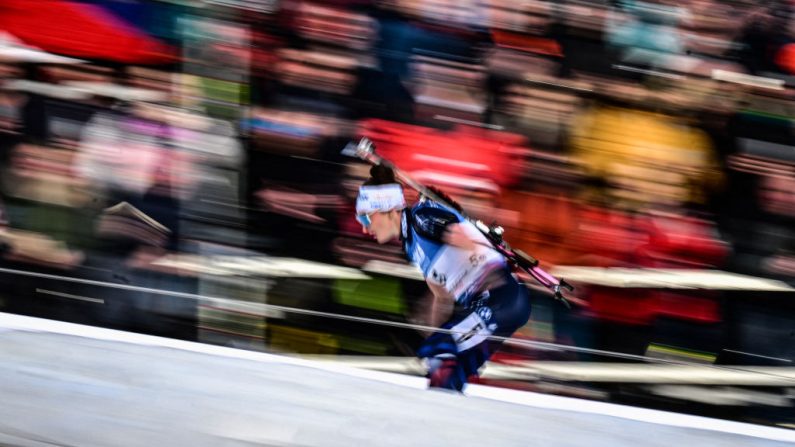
441 223 477 251
426 280 454 329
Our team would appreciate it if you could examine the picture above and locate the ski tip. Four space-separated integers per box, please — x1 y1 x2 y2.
341 137 376 160
341 140 360 158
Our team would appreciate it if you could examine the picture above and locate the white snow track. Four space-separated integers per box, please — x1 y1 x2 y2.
0 312 793 447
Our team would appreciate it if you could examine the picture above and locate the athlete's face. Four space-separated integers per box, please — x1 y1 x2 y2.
360 210 400 244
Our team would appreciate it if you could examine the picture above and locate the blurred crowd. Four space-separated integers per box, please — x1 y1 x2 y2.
0 0 793 367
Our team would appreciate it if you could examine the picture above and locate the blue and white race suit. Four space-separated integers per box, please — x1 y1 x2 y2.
401 198 532 391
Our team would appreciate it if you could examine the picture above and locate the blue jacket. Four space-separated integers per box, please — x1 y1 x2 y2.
401 199 506 304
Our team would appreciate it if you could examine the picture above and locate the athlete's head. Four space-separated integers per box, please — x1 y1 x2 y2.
356 165 405 244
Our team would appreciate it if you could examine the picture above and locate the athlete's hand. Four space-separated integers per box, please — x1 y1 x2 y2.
442 223 477 251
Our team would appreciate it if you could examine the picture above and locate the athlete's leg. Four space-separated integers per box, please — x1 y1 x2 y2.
418 275 532 391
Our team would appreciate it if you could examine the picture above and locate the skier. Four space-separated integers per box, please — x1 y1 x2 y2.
356 164 532 391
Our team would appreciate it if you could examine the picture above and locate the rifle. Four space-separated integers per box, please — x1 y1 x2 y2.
343 137 574 307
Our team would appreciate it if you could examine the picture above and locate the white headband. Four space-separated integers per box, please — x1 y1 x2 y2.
356 184 405 215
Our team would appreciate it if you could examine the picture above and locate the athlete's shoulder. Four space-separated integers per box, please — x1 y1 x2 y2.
411 202 462 241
